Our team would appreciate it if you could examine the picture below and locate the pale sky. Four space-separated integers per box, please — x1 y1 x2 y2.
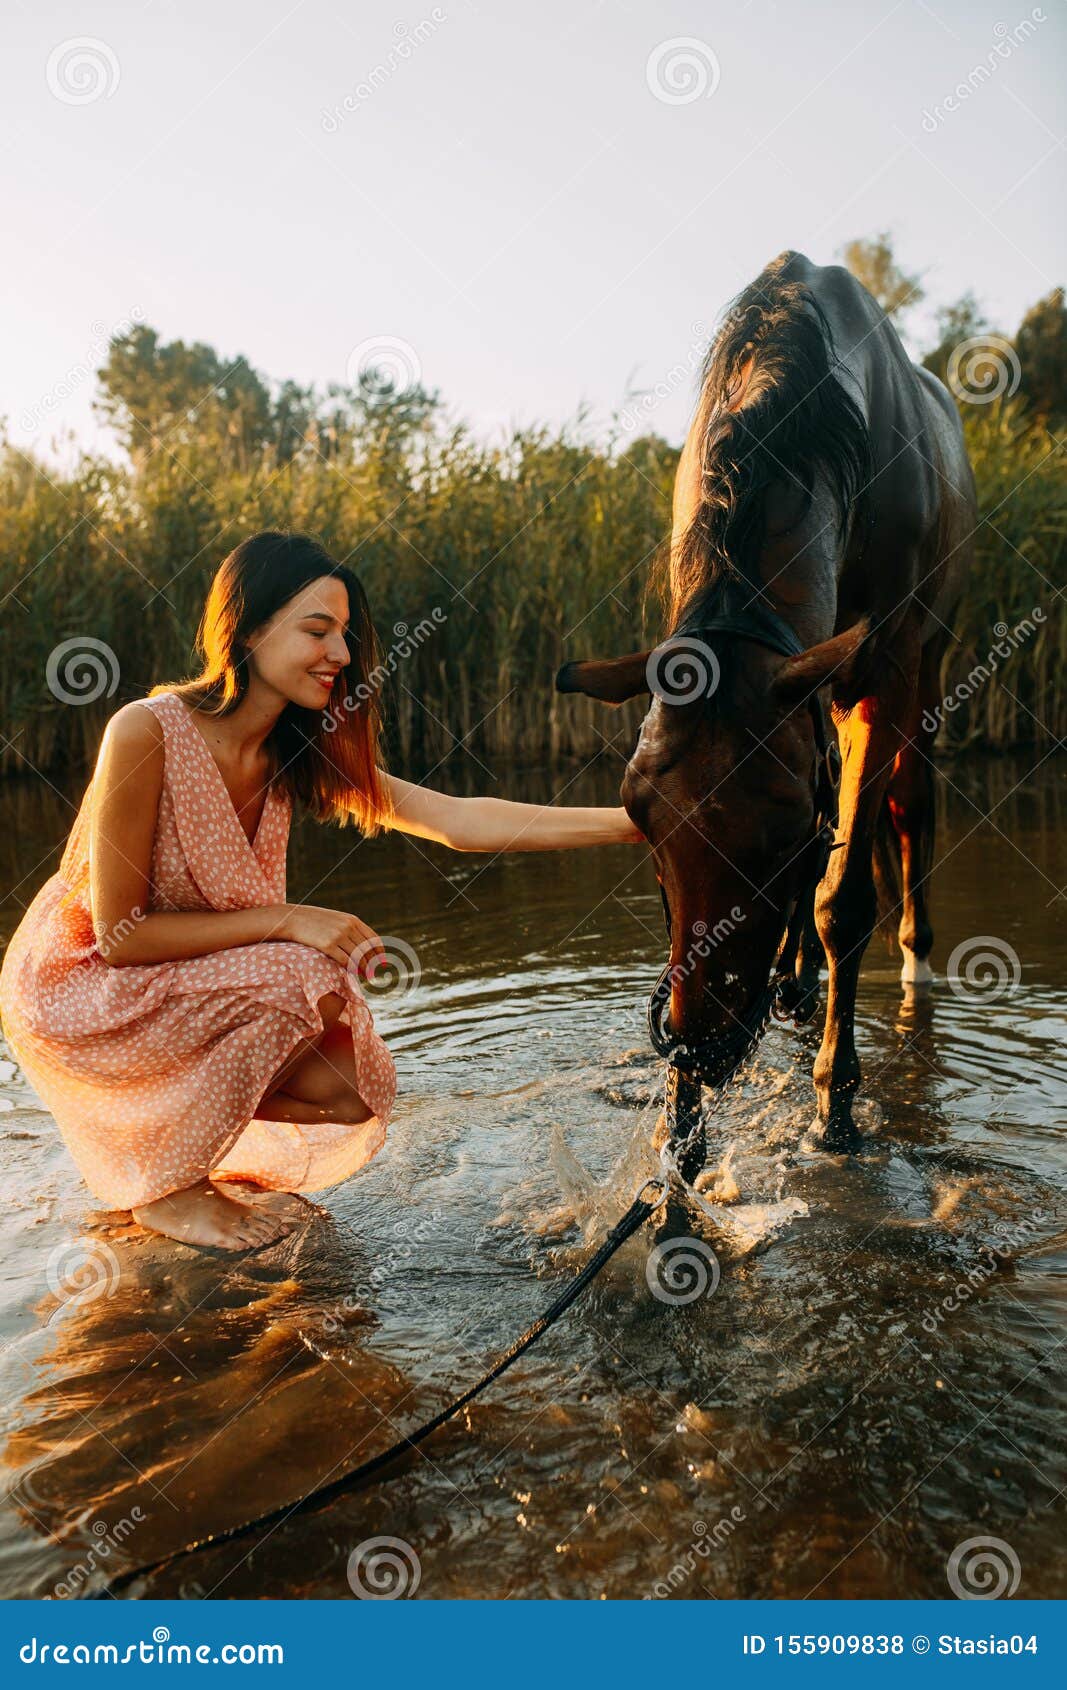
3 0 1063 463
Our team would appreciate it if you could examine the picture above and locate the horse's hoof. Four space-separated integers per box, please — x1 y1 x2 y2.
773 976 820 1027
900 952 934 987
791 991 821 1026
800 1116 864 1156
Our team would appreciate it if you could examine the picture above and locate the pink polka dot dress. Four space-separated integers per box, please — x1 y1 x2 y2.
0 691 396 1210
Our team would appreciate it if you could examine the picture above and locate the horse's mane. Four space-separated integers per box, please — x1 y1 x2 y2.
665 252 870 622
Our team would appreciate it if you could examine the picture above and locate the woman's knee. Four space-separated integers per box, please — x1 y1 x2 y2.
317 991 347 1033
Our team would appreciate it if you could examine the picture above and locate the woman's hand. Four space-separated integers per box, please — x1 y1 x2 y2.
610 807 645 845
278 904 386 978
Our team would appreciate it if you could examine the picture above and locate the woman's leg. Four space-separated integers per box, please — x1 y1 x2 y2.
255 992 374 1126
132 996 366 1251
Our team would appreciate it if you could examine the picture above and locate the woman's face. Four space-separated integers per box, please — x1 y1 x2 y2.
246 575 352 710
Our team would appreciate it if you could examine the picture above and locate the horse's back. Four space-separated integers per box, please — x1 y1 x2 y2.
777 251 975 639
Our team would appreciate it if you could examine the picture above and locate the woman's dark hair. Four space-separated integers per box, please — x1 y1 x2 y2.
152 531 392 834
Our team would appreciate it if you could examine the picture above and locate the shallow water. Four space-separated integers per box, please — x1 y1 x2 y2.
0 751 1064 1601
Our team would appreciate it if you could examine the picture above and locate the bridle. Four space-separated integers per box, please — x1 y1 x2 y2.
643 592 840 1174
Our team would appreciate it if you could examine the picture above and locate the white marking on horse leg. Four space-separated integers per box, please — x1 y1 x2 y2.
900 949 934 986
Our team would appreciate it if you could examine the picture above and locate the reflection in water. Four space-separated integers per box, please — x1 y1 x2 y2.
0 754 1064 1598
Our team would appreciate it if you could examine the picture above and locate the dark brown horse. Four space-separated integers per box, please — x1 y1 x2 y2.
558 250 976 1155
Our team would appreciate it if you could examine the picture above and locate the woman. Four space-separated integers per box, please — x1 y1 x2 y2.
0 532 641 1252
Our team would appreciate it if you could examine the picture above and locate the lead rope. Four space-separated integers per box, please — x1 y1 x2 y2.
92 687 840 1595
91 1170 674 1598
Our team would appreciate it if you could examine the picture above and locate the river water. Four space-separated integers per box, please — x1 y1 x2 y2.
0 751 1064 1600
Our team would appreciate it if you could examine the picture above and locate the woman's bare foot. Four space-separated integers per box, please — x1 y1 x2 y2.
213 1180 318 1226
132 1178 295 1250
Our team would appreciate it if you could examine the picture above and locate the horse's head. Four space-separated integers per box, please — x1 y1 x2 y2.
557 615 867 1077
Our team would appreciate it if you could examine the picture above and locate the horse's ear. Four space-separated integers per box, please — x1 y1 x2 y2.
555 650 652 706
772 619 870 708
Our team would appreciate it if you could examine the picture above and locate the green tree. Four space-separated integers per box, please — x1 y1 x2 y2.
96 321 277 469
837 232 924 321
1015 288 1067 425
922 292 991 386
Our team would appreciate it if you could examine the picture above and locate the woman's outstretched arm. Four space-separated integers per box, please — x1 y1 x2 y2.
380 773 643 852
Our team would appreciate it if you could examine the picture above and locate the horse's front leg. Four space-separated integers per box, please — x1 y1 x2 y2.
807 669 914 1151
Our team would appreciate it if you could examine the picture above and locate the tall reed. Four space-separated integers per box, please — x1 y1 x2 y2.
0 402 1062 780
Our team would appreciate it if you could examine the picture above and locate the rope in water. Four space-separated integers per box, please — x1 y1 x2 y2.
92 1171 674 1598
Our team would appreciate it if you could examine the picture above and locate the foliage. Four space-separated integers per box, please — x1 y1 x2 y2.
837 231 924 322
1 284 1064 778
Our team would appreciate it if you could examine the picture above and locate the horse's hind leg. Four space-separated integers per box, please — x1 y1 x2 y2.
774 882 823 1024
887 642 942 987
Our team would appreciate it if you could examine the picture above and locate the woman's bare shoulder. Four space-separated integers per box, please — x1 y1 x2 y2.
99 700 165 770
